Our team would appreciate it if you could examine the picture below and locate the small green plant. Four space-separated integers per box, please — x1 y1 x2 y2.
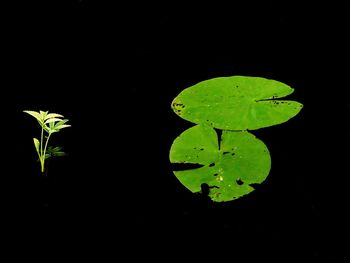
23 110 71 174
170 76 303 202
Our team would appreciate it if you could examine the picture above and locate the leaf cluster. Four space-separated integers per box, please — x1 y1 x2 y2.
23 110 71 134
170 76 303 202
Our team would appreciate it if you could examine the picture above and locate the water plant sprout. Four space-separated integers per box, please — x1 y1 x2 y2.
23 110 71 174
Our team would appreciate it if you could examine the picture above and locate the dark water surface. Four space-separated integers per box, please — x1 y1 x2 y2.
1 1 349 260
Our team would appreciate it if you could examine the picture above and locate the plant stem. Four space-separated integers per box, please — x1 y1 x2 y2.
40 125 44 173
40 125 44 156
40 158 45 173
41 132 52 174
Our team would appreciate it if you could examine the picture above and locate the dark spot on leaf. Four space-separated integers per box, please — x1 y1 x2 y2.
231 153 235 156
223 151 230 155
236 179 244 185
201 184 219 196
200 148 204 151
213 173 218 176
215 129 223 149
172 163 204 171
209 163 215 167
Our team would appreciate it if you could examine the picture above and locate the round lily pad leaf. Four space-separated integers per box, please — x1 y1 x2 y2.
169 125 271 202
171 76 303 130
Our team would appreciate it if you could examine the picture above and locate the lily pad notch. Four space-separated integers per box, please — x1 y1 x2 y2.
169 76 303 202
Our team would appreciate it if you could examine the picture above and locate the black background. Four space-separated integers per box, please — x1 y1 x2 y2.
1 0 349 260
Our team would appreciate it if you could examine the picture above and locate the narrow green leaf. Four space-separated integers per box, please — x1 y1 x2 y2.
45 118 63 124
46 146 66 157
54 151 67 157
33 138 40 156
55 119 69 126
45 113 64 120
53 119 69 129
24 110 43 123
51 146 63 151
55 124 71 130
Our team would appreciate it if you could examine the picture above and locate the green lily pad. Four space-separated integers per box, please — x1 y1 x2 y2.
171 76 303 130
169 125 271 202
